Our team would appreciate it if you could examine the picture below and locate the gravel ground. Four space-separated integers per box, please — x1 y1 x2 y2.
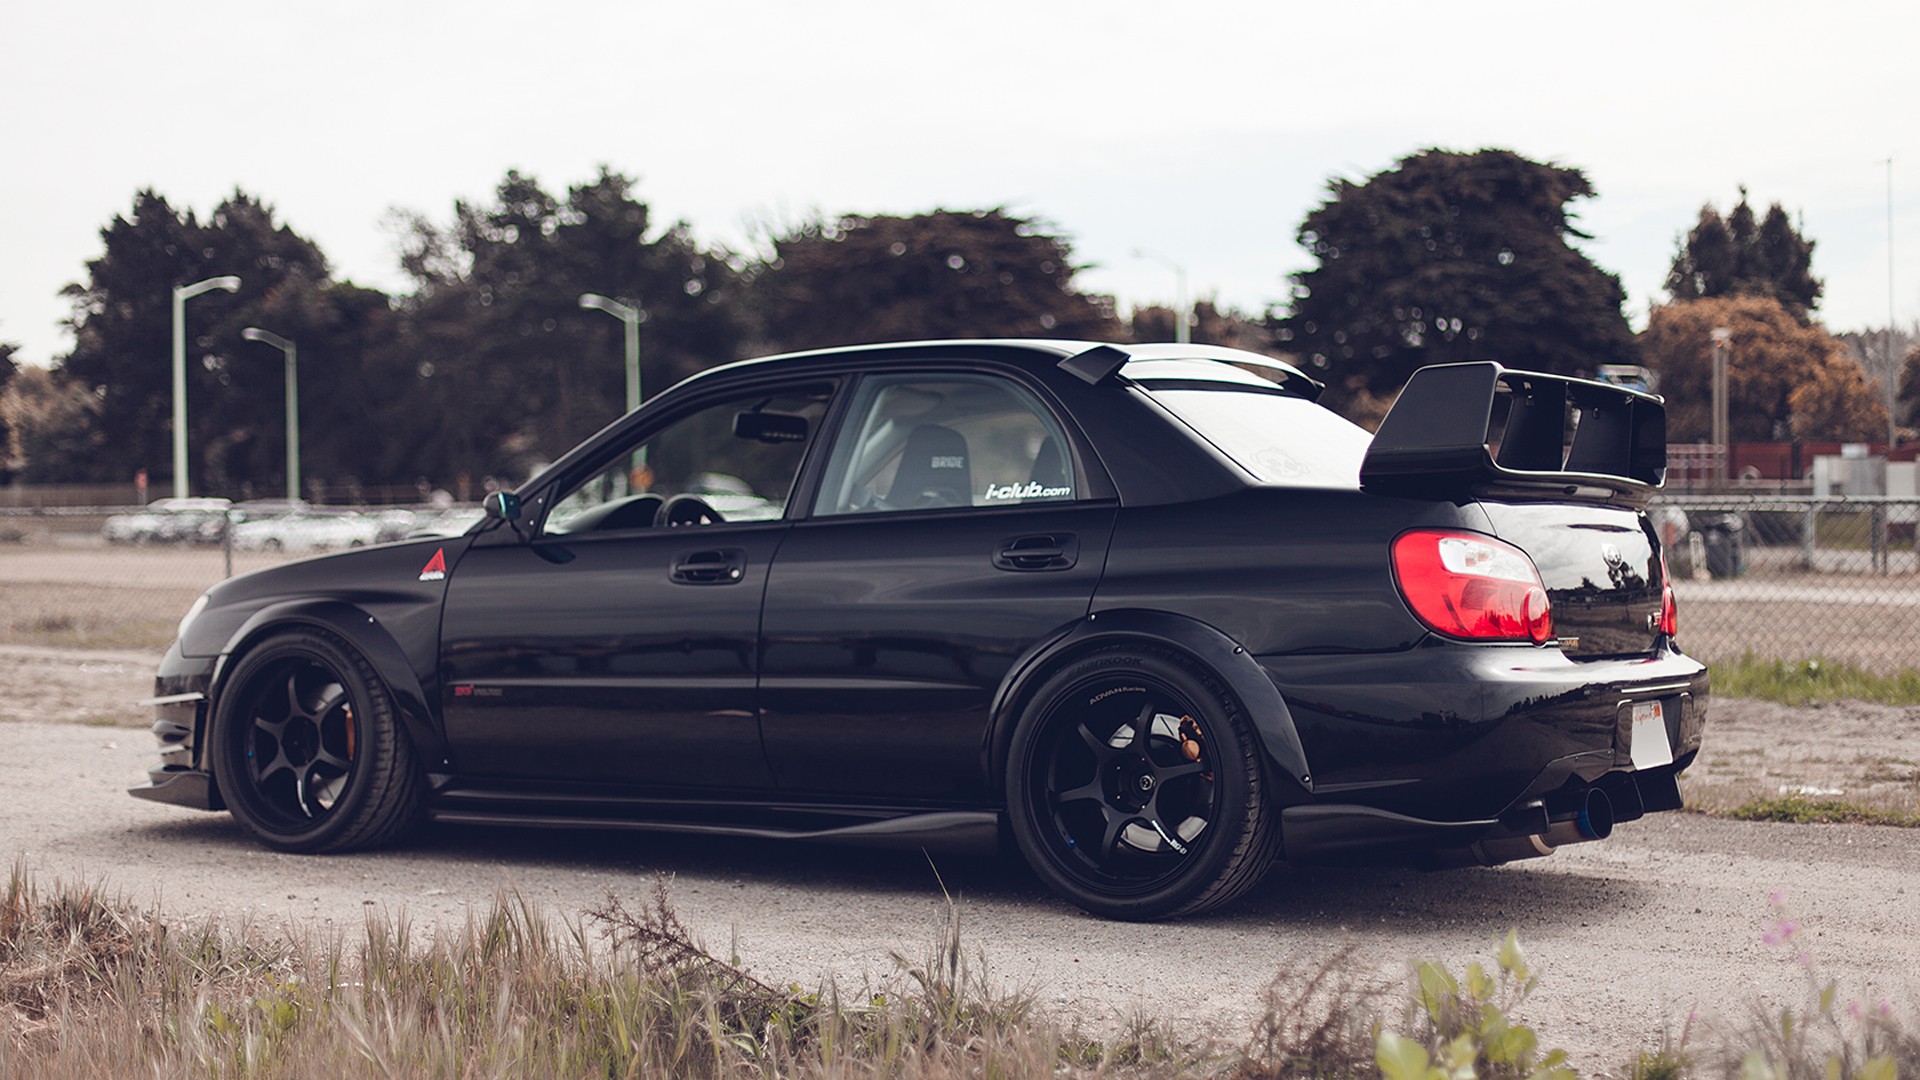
3 643 1919 1072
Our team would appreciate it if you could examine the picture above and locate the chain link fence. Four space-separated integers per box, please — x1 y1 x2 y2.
0 505 471 652
1653 495 1919 675
5 497 1917 674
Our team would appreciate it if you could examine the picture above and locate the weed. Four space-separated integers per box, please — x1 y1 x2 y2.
1711 653 1920 706
1727 797 1920 827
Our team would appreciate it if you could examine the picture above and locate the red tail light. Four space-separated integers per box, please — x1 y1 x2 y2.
1658 550 1678 637
1391 530 1553 644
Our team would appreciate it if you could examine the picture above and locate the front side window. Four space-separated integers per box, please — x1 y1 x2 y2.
814 374 1077 516
545 386 830 535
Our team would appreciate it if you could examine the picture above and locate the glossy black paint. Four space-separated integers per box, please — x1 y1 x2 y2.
131 338 1710 875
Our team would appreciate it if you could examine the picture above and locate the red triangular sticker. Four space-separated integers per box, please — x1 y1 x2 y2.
419 547 447 581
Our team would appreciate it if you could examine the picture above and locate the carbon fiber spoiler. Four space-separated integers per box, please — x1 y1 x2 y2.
1359 362 1666 506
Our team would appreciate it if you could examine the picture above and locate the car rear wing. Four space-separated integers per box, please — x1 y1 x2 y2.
1359 362 1666 506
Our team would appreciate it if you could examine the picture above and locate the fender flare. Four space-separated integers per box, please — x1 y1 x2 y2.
212 599 448 766
985 608 1314 797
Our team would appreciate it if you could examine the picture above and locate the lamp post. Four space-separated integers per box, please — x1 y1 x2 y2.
241 327 300 501
1710 326 1732 487
578 293 642 414
172 275 242 498
1132 249 1189 344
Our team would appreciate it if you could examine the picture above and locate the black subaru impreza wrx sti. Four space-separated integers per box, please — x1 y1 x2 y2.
133 339 1707 919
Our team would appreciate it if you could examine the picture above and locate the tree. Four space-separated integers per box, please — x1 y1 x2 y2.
1639 296 1884 443
0 365 102 485
0 341 15 482
1789 352 1890 441
750 208 1118 352
1279 149 1637 411
1665 189 1821 321
1127 300 1274 352
391 167 752 479
57 189 337 489
1899 341 1920 431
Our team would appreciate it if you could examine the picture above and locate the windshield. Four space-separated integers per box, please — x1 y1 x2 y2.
1144 387 1372 488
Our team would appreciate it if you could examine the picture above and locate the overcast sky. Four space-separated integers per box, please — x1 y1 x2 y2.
2 0 1914 370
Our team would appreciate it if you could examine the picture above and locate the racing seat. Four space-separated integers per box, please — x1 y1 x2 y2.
887 425 972 508
1029 436 1068 490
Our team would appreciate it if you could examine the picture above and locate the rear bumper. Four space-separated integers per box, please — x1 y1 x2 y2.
1259 640 1708 834
1279 756 1690 865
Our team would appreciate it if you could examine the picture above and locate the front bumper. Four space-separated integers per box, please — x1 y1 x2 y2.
126 642 221 810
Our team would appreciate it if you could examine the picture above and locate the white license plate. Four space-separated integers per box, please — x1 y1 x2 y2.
1630 699 1674 769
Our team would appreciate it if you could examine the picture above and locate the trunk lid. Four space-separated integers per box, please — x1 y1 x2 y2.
1478 501 1664 659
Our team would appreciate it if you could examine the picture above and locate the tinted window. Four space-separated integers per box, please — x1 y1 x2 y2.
1147 388 1371 488
814 374 1077 515
545 387 830 535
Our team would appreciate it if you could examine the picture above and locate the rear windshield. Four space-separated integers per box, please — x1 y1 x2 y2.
1144 387 1372 488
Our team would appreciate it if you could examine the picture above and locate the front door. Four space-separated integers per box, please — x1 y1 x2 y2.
439 384 832 791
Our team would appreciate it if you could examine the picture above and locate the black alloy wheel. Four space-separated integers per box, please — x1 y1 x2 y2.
1006 647 1280 920
209 628 423 853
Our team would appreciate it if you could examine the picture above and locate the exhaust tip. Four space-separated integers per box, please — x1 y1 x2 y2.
1544 788 1613 846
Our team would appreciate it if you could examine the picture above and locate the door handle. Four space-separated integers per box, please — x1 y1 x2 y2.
994 533 1077 571
671 548 747 584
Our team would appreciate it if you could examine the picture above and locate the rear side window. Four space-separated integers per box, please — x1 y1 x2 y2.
1147 388 1372 488
814 374 1077 515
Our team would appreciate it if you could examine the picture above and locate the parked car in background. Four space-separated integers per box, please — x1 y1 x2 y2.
231 509 380 553
102 498 232 545
228 499 312 525
133 340 1707 920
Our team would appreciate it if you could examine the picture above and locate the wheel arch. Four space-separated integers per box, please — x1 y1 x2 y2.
985 609 1314 798
211 600 448 768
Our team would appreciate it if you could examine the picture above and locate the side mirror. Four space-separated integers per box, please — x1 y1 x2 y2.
483 491 521 523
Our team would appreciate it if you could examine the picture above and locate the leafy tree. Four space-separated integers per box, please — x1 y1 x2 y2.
0 365 102 485
1279 149 1637 410
0 341 15 482
1639 296 1883 442
1665 188 1822 321
392 167 751 479
1898 342 1920 431
1127 300 1274 352
57 190 335 489
1838 324 1916 432
1789 352 1890 441
750 208 1118 352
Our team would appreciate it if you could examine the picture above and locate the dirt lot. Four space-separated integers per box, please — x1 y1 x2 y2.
3 640 1920 1072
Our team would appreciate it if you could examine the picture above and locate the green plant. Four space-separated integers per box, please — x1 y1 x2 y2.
1375 931 1574 1080
1727 797 1919 827
1711 653 1920 707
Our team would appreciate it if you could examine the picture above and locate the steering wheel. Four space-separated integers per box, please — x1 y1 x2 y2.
654 493 725 528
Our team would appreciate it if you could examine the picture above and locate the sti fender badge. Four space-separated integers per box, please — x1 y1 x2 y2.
419 547 448 582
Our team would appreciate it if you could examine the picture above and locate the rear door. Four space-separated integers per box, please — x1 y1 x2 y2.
758 371 1117 802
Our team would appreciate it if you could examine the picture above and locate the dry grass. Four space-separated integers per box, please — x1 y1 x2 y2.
4 863 1353 1079
5 863 1919 1078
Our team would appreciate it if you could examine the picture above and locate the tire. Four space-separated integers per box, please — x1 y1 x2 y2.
1005 647 1280 920
208 628 425 853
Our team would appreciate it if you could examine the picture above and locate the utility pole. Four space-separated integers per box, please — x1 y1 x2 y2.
1888 158 1898 448
1711 327 1732 488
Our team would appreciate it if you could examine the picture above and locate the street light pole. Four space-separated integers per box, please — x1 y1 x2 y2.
1711 326 1732 488
1132 249 1190 344
172 275 242 498
578 293 642 414
241 327 300 501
